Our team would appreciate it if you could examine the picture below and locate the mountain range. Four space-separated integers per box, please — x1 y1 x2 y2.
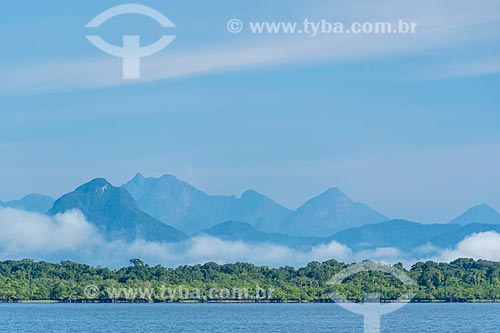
122 173 293 234
2 173 500 255
123 173 388 236
199 219 500 254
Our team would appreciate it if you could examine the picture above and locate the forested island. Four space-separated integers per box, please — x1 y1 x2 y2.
0 258 499 302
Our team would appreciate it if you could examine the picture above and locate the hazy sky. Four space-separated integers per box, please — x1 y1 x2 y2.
1 0 499 223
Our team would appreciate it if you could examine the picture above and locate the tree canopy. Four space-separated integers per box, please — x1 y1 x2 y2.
0 258 498 302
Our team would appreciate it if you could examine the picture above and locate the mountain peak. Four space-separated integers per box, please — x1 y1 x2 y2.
201 220 270 243
323 187 349 198
450 204 500 225
132 172 145 181
19 193 44 200
49 178 186 242
305 187 352 207
206 220 255 231
471 203 497 211
241 189 264 200
158 173 183 183
125 173 184 191
78 178 111 189
51 178 137 215
289 188 387 236
2 193 55 213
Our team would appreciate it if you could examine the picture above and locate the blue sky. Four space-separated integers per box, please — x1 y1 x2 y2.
1 0 500 222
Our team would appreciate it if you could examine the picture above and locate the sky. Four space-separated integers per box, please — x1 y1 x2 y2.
1 0 500 223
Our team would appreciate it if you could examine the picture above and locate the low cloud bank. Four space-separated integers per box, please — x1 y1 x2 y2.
0 208 100 255
1 208 499 268
433 231 500 262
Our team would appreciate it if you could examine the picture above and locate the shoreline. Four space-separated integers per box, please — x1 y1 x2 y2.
2 300 499 304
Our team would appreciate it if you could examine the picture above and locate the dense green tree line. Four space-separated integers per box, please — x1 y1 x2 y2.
0 258 498 302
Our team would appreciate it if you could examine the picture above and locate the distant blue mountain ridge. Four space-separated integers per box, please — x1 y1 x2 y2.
0 194 54 213
449 203 500 225
2 173 500 254
200 220 500 254
122 173 294 234
123 173 389 236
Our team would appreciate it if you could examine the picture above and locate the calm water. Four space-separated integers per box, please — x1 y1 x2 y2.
0 303 498 332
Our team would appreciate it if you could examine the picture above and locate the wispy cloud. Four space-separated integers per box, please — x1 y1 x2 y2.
424 56 500 80
2 0 499 95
